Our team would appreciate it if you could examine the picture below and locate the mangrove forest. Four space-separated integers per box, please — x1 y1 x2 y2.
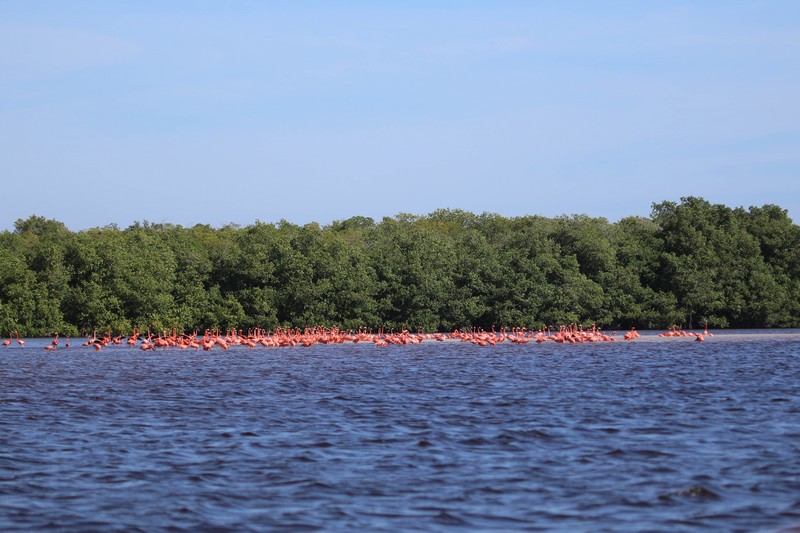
1 197 798 337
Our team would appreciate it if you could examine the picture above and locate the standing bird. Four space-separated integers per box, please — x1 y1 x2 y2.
15 331 25 347
2 332 11 347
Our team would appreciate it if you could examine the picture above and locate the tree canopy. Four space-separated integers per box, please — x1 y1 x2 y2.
1 198 798 336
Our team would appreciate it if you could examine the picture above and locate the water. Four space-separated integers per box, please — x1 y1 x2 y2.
2 332 800 531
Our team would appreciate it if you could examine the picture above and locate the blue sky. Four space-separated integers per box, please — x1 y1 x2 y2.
2 1 799 230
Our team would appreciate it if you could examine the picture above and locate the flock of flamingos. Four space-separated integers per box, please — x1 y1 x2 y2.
3 324 712 352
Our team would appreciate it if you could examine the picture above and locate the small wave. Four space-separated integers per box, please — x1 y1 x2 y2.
458 437 492 446
660 485 721 500
433 510 472 526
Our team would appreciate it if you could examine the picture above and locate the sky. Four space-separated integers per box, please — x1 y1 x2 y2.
2 1 799 231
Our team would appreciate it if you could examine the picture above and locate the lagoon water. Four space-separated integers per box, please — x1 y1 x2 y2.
1 331 799 531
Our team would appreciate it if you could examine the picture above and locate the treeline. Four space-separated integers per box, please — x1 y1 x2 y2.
1 197 798 336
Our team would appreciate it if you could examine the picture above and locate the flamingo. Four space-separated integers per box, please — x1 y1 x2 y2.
8 320 725 352
83 328 98 347
623 327 640 341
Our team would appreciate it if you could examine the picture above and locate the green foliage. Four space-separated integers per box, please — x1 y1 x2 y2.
1 199 798 335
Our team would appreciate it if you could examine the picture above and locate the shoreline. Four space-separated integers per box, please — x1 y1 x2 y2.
3 329 799 350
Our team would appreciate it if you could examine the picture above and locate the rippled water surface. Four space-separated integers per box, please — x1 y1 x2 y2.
2 331 800 531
